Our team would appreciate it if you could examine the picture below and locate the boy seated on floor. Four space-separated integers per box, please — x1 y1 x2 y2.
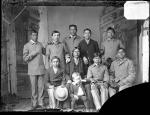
70 72 89 112
45 56 71 110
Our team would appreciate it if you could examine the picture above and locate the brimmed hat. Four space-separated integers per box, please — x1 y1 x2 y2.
54 86 68 101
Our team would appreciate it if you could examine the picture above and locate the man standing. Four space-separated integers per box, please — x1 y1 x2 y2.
101 27 125 62
63 24 82 56
78 28 100 111
23 30 46 110
109 48 136 97
45 30 69 70
78 28 100 73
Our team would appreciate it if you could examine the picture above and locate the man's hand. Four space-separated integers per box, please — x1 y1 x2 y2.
114 77 120 83
67 80 72 84
74 95 79 100
83 57 88 64
65 54 71 64
49 85 54 89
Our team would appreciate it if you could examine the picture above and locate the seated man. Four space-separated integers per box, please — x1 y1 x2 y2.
70 72 89 112
87 52 109 106
45 56 71 110
108 48 136 97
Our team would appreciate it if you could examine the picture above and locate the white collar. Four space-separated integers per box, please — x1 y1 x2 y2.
30 39 37 45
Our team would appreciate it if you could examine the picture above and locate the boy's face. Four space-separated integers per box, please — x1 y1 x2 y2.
31 32 38 42
52 33 60 43
52 58 59 67
93 57 101 64
69 26 77 36
72 73 81 82
117 49 125 59
83 30 91 40
73 49 80 58
107 29 114 39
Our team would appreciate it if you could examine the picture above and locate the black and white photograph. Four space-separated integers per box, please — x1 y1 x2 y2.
1 0 149 112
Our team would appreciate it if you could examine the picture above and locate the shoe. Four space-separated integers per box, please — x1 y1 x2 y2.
30 105 38 110
37 105 45 109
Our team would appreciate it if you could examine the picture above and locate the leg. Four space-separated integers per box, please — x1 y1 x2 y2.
62 84 71 109
37 75 45 106
100 84 109 106
47 88 56 109
71 97 77 110
29 75 38 107
119 84 132 92
109 87 117 98
84 83 95 110
80 96 89 111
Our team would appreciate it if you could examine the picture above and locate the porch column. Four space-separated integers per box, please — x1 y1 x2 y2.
38 6 49 68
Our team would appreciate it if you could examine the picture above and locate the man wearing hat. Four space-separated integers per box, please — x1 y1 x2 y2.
45 56 71 110
87 52 110 106
70 72 89 112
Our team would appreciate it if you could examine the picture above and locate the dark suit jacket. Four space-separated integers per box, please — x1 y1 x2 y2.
23 41 46 75
78 39 100 64
45 67 70 88
70 82 86 98
65 58 85 80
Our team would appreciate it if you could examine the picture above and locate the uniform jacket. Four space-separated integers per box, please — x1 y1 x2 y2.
23 40 46 75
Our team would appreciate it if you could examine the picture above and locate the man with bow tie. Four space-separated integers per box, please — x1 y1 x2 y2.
70 72 89 112
23 30 46 110
63 24 82 56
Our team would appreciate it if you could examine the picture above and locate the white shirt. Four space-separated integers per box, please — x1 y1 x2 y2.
53 67 58 74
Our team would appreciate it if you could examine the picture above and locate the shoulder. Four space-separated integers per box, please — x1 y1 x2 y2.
88 64 95 70
24 42 30 48
126 58 134 64
76 35 82 39
91 39 98 44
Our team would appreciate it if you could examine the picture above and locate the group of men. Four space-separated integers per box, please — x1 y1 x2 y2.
23 24 136 112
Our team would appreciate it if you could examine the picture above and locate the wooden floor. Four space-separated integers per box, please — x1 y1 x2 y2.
0 95 97 112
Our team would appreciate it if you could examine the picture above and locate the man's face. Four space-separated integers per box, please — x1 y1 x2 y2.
52 33 60 43
69 26 77 36
117 49 125 59
31 32 38 42
107 29 114 39
73 49 80 58
52 58 59 67
83 30 91 40
93 57 101 64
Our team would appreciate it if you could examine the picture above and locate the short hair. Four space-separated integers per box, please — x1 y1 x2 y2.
72 72 81 80
51 30 60 36
69 24 77 30
83 28 92 34
72 47 80 56
106 27 115 34
93 52 101 58
31 29 38 34
117 47 126 53
51 56 60 62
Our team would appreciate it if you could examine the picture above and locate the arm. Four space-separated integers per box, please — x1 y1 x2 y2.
23 44 30 63
119 60 136 86
62 40 69 56
45 45 50 69
103 66 110 82
119 40 125 49
95 41 100 53
87 66 93 81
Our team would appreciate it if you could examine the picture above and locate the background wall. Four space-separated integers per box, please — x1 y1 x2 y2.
47 6 105 47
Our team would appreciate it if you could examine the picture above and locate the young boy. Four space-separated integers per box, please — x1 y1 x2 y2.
70 72 89 112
